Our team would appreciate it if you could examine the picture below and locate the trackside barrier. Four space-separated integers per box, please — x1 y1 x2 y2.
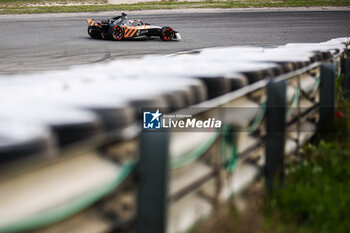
0 38 348 233
136 61 338 233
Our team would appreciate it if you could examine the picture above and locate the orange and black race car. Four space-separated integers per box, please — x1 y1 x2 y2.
86 13 181 41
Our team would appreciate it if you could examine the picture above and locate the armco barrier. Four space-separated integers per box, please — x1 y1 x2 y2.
0 38 349 233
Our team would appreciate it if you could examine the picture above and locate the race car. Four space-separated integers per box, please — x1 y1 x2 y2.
86 13 181 41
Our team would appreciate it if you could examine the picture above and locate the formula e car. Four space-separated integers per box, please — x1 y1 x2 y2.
86 13 181 41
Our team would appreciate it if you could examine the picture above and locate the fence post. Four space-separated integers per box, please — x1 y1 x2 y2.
319 63 335 132
137 131 170 233
342 52 350 95
265 80 287 194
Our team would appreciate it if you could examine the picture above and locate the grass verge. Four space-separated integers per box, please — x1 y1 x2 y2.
0 0 350 14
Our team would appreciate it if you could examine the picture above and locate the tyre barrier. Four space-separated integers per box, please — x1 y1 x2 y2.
0 37 349 233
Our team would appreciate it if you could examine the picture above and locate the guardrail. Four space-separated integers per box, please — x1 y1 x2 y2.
0 38 349 233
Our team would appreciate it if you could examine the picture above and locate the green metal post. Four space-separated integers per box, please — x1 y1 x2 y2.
265 80 287 193
343 55 350 95
319 63 335 132
137 131 170 233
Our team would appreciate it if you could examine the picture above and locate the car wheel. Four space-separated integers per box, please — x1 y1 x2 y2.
161 26 174 41
112 26 124 41
88 26 102 39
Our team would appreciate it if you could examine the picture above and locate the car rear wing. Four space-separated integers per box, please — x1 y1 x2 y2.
86 18 100 27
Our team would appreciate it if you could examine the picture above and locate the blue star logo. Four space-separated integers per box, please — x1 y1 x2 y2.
143 109 162 129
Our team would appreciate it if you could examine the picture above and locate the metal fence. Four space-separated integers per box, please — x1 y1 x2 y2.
0 40 349 233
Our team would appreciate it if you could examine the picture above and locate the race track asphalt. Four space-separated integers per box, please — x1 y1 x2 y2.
0 9 349 74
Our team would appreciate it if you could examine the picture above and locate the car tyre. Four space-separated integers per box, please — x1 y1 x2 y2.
161 26 174 41
88 26 102 39
112 26 124 41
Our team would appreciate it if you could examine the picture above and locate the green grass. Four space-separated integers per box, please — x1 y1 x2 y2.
0 0 350 14
266 140 350 233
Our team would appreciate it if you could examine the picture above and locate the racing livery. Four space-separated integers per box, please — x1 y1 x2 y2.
86 13 181 41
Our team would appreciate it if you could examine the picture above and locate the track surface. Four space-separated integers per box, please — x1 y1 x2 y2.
0 10 349 74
